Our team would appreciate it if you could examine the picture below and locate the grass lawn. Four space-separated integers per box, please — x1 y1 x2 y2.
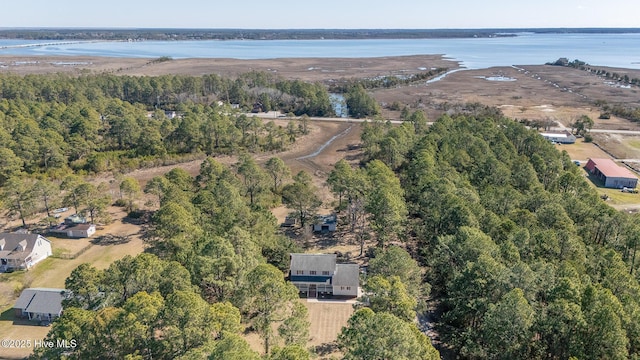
625 139 640 150
243 299 353 359
554 140 611 161
595 187 640 206
582 170 640 207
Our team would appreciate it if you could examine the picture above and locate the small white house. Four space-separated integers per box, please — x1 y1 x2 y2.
14 288 67 322
0 233 52 271
289 253 359 298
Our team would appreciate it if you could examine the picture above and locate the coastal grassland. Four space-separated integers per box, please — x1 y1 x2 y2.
593 133 640 159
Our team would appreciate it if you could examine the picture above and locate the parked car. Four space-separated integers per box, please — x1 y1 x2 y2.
622 187 639 193
53 207 68 213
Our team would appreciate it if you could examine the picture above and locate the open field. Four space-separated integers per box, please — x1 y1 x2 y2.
593 133 640 160
553 140 612 161
243 299 354 359
306 300 354 358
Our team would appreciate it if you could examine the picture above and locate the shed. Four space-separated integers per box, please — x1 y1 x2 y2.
313 214 337 232
67 224 96 238
586 158 638 189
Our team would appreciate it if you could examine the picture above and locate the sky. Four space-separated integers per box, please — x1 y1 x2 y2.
3 0 639 29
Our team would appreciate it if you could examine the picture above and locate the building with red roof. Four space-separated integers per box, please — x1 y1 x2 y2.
585 158 638 189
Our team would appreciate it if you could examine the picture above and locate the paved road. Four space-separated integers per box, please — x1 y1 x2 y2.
548 126 640 136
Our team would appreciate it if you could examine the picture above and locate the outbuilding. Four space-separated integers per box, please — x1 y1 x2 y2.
540 131 577 144
585 158 638 189
313 214 337 233
67 224 96 238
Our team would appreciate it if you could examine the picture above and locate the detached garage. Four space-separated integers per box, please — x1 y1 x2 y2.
586 158 638 189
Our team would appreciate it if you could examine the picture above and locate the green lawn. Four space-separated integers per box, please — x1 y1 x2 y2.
624 139 640 150
582 170 640 207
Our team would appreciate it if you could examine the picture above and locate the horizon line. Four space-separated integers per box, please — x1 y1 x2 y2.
0 27 639 31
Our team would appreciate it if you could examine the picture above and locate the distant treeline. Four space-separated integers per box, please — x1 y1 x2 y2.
548 58 640 122
1 28 638 41
548 58 640 86
0 28 519 41
328 67 449 92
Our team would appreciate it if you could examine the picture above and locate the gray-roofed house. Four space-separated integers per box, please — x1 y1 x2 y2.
289 253 359 298
14 288 67 322
0 233 52 272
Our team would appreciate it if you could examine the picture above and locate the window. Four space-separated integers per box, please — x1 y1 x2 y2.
296 270 303 275
346 287 351 290
309 271 317 275
322 271 330 275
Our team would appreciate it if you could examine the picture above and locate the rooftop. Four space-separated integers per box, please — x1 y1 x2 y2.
290 253 337 272
540 132 572 138
588 158 638 179
14 288 67 315
72 224 95 231
333 263 360 287
315 214 337 225
0 233 46 260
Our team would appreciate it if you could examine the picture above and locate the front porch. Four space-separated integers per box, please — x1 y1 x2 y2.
293 282 333 298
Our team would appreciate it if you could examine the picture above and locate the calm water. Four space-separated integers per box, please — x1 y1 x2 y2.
1 33 639 69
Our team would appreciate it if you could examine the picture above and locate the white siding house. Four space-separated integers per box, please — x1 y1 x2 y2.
0 234 52 272
289 253 359 298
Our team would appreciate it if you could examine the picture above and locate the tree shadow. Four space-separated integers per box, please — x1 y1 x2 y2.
0 307 40 326
91 234 132 246
314 342 339 356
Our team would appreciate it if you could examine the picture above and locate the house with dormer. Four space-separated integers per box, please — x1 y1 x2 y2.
0 233 52 272
289 253 359 298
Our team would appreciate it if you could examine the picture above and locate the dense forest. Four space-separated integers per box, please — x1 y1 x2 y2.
33 155 439 359
326 111 640 359
32 157 311 359
0 70 338 183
